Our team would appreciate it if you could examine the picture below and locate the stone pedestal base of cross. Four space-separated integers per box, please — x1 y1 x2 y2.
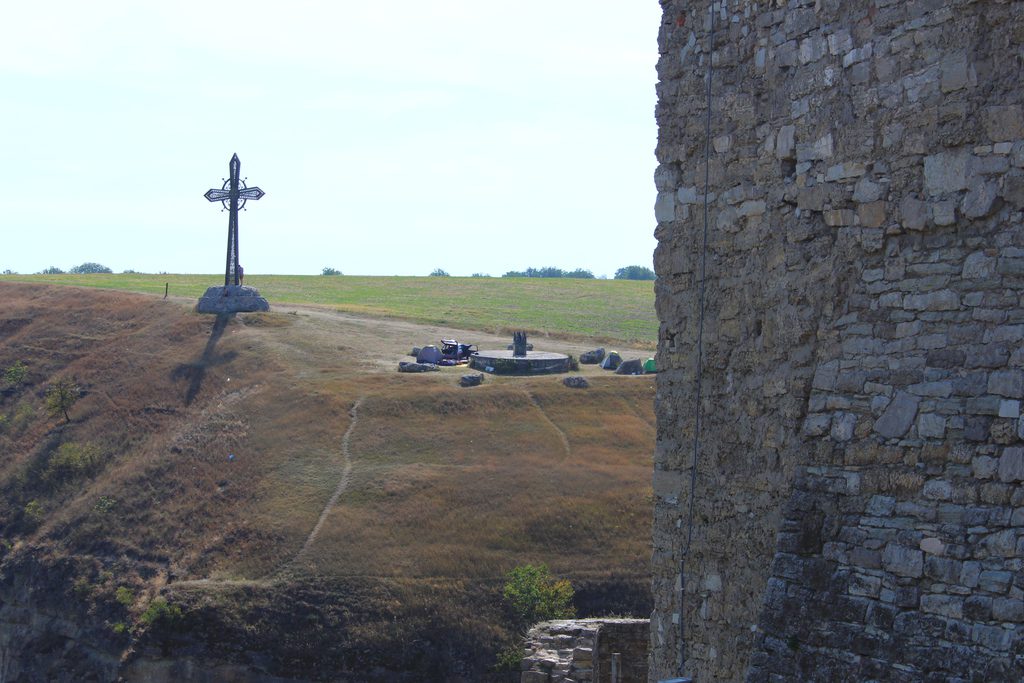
197 153 270 314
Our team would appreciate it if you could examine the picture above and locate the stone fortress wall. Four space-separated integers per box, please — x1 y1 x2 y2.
651 0 1024 680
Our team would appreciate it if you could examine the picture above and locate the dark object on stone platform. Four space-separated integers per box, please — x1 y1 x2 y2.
513 331 528 357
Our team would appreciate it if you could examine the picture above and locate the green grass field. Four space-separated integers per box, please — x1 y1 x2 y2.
0 273 657 347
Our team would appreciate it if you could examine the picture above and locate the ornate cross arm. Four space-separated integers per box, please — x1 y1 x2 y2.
204 186 266 203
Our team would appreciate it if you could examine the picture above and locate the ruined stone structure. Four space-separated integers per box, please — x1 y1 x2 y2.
521 619 650 683
651 0 1024 680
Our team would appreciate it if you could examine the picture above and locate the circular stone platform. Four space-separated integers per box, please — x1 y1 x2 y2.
196 285 270 314
470 350 570 375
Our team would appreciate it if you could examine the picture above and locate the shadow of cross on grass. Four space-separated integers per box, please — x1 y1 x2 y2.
171 314 237 405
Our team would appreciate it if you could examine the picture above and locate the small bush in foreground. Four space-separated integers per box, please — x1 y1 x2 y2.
503 563 575 629
493 642 524 672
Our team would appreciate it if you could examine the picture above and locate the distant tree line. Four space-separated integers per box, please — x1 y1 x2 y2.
614 265 656 280
502 267 595 279
37 263 113 275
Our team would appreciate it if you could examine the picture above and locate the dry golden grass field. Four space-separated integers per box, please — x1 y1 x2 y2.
0 282 654 680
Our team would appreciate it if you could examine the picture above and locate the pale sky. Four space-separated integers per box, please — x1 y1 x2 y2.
1 2 660 277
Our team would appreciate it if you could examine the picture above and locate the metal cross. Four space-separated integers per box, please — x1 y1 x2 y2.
204 153 265 287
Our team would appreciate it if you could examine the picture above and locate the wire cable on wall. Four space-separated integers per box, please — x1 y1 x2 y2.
678 0 716 679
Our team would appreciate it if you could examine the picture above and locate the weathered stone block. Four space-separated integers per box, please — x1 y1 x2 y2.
738 199 766 217
978 570 1013 593
998 447 1024 483
677 186 698 204
652 468 685 502
655 192 676 222
918 412 946 439
826 162 867 181
923 151 969 195
960 562 982 589
962 251 997 279
858 201 887 228
908 381 953 398
802 413 831 437
985 529 1018 557
823 209 856 226
961 179 999 219
921 594 964 619
900 196 929 230
989 370 1024 398
972 456 998 479
882 543 923 578
828 30 852 56
964 595 993 621
992 597 1024 622
923 479 953 501
983 105 1024 142
796 133 833 162
831 412 857 441
932 200 957 226
940 55 973 93
776 125 796 160
903 290 960 311
848 572 881 598
867 495 896 516
971 623 1011 652
873 391 920 438
1002 170 1024 208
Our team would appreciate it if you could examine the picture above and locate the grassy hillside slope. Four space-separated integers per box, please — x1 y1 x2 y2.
0 283 654 680
0 274 658 347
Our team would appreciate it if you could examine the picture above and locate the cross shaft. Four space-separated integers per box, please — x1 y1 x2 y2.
205 153 264 287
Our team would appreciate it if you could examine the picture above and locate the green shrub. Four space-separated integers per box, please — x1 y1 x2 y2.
11 400 35 432
23 499 45 527
4 361 27 388
73 577 93 598
321 267 342 276
115 586 134 607
493 642 524 672
111 621 128 634
44 442 103 484
94 496 116 513
502 563 575 629
140 598 183 628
